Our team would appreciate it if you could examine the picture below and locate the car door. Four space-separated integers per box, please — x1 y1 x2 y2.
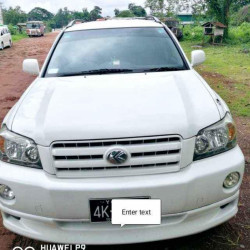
6 28 11 45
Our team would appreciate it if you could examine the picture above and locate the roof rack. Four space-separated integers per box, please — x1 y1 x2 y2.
66 16 162 29
66 19 85 28
145 16 161 23
110 16 161 24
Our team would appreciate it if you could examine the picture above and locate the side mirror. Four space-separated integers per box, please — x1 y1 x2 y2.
191 50 206 67
23 59 40 75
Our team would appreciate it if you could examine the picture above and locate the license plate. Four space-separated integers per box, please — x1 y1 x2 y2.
90 199 112 222
90 197 150 223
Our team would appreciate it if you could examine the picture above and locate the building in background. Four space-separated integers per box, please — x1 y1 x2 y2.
202 21 227 44
177 13 194 25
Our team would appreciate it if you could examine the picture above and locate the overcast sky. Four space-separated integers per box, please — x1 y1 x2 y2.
2 0 148 16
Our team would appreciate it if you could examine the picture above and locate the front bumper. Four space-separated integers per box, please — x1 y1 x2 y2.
0 146 245 244
27 30 41 36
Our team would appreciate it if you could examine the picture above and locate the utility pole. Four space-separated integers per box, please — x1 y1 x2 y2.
0 2 3 25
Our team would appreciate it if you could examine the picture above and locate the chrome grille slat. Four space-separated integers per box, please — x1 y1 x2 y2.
52 137 180 149
56 162 179 172
54 154 180 169
51 135 182 178
53 149 180 160
52 142 181 156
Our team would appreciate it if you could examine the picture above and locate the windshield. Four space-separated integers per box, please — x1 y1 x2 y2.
45 27 187 77
27 23 40 29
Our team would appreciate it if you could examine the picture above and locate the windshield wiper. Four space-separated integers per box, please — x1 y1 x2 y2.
145 67 186 72
58 68 133 77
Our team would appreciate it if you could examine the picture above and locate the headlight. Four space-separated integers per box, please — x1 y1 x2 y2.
194 113 237 161
0 126 42 169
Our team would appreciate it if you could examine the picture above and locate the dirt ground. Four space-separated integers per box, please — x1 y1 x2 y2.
0 32 249 250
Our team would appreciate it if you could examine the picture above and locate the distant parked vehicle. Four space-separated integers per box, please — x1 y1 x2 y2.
0 26 12 50
162 18 183 40
26 21 45 37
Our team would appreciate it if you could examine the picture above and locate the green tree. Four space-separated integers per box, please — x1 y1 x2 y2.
46 19 56 30
189 0 207 22
89 6 102 21
116 10 135 17
145 0 180 18
53 7 72 28
70 8 91 21
231 0 250 11
128 3 147 16
145 0 206 18
114 9 120 16
2 6 27 25
145 0 165 17
28 7 54 21
206 0 250 37
82 8 91 21
72 11 84 20
47 8 91 29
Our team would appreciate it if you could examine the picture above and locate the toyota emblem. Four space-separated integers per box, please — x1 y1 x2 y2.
107 150 128 165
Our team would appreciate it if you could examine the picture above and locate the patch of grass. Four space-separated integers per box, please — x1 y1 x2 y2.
213 82 249 117
180 41 250 117
12 33 28 42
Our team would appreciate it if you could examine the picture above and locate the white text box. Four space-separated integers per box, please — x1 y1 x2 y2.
112 199 161 227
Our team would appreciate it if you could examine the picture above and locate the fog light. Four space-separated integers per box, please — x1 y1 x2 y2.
223 172 240 189
0 185 15 200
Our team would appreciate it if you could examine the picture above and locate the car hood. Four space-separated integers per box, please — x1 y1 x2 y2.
11 70 220 146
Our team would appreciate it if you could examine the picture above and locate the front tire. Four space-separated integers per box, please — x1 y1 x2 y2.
9 40 12 48
0 42 4 50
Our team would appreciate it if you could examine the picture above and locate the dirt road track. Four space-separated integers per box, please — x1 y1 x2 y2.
0 32 249 250
0 33 56 124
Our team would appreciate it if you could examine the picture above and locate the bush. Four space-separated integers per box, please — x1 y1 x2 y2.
8 24 18 35
182 25 204 41
181 23 250 44
228 22 250 44
116 10 135 17
45 20 54 32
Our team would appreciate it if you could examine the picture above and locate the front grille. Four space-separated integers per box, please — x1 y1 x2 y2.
51 135 182 178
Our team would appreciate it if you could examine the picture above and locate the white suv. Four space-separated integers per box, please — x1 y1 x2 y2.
0 18 245 244
0 26 12 50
